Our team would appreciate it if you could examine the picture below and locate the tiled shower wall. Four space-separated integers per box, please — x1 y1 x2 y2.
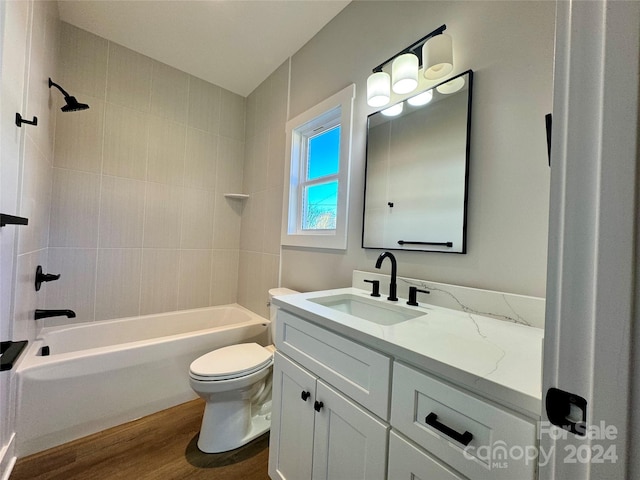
45 23 246 325
237 62 289 319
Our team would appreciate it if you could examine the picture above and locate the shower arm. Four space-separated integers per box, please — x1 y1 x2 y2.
48 78 71 98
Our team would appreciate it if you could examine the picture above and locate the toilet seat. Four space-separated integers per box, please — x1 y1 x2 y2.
189 343 272 381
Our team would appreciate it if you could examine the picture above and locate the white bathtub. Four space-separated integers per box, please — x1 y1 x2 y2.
15 304 270 456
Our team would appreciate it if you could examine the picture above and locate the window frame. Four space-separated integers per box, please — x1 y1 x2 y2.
281 84 355 250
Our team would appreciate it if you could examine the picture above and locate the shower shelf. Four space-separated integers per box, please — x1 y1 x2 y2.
0 213 29 227
0 340 28 371
224 193 250 200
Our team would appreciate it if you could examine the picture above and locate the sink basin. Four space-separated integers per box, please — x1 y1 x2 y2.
309 294 424 326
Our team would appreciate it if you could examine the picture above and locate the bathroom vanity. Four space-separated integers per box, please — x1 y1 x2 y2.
268 282 543 480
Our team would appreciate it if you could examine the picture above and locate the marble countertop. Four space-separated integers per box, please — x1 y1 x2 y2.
272 287 544 418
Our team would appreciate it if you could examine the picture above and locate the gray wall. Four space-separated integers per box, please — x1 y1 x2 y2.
280 1 554 298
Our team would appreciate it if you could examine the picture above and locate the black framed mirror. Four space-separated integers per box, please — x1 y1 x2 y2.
362 70 473 253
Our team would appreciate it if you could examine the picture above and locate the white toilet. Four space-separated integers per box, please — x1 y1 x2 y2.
189 288 297 453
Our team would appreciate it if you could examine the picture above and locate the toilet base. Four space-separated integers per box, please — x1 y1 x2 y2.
197 405 271 453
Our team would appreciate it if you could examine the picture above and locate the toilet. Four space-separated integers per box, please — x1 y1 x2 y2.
189 287 298 453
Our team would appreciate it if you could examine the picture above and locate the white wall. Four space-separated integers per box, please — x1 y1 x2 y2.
0 0 59 474
280 1 554 298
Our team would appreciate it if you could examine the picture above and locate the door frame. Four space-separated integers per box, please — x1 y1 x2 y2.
541 1 639 478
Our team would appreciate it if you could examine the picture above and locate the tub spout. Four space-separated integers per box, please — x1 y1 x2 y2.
34 309 76 320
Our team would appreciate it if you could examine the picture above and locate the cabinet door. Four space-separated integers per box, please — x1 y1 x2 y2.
269 352 317 480
388 431 466 480
312 380 388 480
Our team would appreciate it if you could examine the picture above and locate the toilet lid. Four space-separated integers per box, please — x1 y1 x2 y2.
189 343 273 381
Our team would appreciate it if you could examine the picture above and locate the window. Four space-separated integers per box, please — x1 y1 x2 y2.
282 84 355 249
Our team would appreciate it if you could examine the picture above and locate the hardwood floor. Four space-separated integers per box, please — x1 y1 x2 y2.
10 399 271 480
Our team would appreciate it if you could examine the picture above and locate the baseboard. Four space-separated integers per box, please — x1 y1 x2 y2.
0 433 16 480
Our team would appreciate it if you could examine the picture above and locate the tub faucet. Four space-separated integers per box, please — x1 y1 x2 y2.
375 251 398 301
34 309 76 320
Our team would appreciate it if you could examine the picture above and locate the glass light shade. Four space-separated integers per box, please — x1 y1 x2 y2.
381 102 403 117
423 33 453 80
436 76 465 94
392 53 419 94
407 89 433 106
367 72 391 107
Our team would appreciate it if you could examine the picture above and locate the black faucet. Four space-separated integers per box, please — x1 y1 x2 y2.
375 251 398 301
34 309 76 320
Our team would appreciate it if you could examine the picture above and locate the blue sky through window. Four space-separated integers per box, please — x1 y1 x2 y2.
307 126 340 180
303 126 340 230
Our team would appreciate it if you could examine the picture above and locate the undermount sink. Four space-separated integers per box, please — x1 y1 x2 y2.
309 293 425 326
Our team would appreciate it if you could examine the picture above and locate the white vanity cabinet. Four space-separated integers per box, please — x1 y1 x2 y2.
269 310 391 480
269 352 388 480
269 306 540 480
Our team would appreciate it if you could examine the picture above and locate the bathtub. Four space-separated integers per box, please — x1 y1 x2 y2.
15 304 270 457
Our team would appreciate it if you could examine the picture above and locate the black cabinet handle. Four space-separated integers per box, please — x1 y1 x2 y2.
425 412 473 446
314 401 324 412
301 391 311 402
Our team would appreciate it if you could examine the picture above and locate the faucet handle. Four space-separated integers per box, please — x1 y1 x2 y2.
35 265 61 291
407 286 430 306
363 279 381 297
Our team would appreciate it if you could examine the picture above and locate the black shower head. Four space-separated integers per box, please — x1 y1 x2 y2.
48 78 90 112
61 96 90 112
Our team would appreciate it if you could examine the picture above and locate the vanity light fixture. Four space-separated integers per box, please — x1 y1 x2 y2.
436 76 465 94
366 24 452 107
381 102 403 117
367 71 391 107
407 89 433 106
391 53 419 94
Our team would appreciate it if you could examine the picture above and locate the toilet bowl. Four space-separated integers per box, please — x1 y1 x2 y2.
189 288 298 453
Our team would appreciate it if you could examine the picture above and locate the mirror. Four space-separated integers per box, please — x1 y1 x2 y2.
362 70 473 253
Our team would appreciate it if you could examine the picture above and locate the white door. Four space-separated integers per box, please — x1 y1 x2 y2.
541 1 639 479
0 0 31 469
269 352 316 480
311 379 388 480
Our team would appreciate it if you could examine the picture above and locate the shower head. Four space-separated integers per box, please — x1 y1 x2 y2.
48 78 90 112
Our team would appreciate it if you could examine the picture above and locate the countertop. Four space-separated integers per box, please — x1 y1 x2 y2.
272 287 543 418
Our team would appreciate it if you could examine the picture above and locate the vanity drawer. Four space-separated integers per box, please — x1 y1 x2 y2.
391 362 537 480
275 310 391 419
388 430 467 480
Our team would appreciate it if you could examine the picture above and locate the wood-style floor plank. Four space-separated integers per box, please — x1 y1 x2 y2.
10 399 270 480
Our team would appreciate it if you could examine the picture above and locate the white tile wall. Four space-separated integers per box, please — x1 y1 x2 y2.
142 182 183 248
237 60 289 319
98 176 145 248
184 127 218 190
140 249 179 315
147 116 186 185
49 168 101 248
102 103 149 180
47 23 249 324
95 248 142 321
178 249 213 309
45 248 97 325
53 97 104 173
187 76 221 134
106 43 153 112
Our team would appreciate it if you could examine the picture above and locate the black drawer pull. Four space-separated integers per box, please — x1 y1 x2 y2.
301 391 311 401
314 401 324 412
425 412 473 446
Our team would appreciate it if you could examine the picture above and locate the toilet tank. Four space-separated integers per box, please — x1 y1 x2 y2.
268 288 299 340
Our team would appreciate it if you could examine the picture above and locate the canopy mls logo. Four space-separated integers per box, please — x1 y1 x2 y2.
462 421 619 469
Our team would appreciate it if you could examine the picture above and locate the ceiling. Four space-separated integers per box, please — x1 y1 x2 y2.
57 0 350 97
